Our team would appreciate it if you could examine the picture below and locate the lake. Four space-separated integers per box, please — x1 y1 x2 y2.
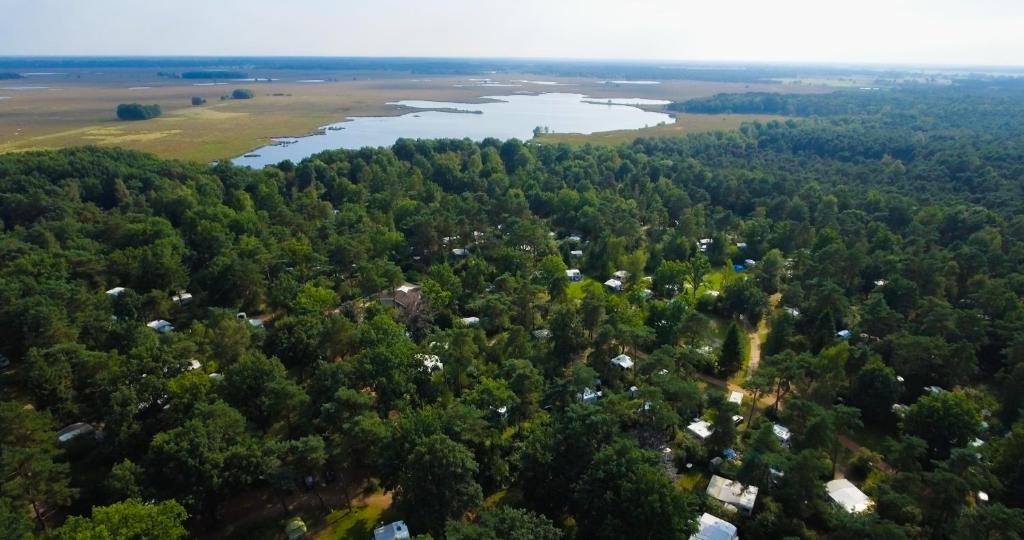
232 92 673 168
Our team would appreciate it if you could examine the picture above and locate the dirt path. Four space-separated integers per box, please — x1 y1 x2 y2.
743 318 763 379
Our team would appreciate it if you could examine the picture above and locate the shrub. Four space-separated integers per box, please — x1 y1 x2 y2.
231 89 255 100
116 103 162 121
191 96 206 106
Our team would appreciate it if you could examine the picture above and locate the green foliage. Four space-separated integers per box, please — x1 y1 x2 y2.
231 88 255 99
572 439 697 539
903 391 980 461
396 434 483 536
54 499 187 540
115 103 161 121
718 321 743 376
3 81 1024 537
446 507 562 540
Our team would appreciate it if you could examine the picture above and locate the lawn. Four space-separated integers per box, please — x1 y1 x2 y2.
677 470 708 491
315 498 398 540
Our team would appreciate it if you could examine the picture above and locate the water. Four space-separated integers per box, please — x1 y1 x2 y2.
232 92 673 168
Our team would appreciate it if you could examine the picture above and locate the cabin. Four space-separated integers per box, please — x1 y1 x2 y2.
612 270 630 281
610 354 634 370
566 234 583 243
691 512 738 540
380 283 423 314
826 478 872 513
728 391 743 406
105 286 126 297
783 307 801 318
459 316 480 327
697 238 713 252
566 269 583 282
836 329 852 340
687 419 714 442
706 475 759 515
146 320 174 333
570 249 584 257
373 521 411 540
451 248 469 257
744 259 756 267
532 329 552 340
735 242 748 250
604 278 623 292
772 423 792 446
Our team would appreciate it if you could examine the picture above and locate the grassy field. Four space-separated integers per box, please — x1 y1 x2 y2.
0 70 828 163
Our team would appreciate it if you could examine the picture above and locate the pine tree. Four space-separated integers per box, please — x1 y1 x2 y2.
719 321 744 376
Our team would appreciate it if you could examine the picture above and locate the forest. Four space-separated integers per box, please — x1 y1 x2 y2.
2 80 1024 539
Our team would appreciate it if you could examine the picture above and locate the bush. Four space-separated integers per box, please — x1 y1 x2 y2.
116 103 162 121
231 89 255 100
191 96 206 106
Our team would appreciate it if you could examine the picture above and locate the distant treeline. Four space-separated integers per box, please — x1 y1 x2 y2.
156 70 249 79
181 70 249 79
0 72 23 79
669 91 899 116
671 81 1024 120
116 103 162 121
0 56 1010 84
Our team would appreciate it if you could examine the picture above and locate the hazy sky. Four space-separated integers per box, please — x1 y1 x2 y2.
2 0 1023 66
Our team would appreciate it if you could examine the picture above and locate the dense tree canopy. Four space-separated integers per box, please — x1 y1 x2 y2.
2 80 1024 538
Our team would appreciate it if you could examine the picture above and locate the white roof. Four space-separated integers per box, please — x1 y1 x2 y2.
826 478 872 513
146 320 174 333
452 248 469 256
706 475 759 514
690 513 738 540
610 354 634 369
396 283 420 294
613 270 630 280
772 423 791 442
579 387 600 403
532 329 552 339
728 391 744 405
171 292 193 303
570 250 584 256
186 359 202 371
705 290 720 297
105 287 126 296
687 419 714 440
784 307 801 317
566 269 581 277
604 278 623 289
460 316 480 326
373 520 411 540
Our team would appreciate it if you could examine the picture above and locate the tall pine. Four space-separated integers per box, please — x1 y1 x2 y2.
719 321 744 376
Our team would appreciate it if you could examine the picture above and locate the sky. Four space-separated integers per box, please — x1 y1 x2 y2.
2 0 1023 66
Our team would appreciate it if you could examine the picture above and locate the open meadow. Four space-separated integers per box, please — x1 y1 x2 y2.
0 70 828 163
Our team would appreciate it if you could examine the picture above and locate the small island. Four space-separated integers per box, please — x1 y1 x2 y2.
115 103 162 121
